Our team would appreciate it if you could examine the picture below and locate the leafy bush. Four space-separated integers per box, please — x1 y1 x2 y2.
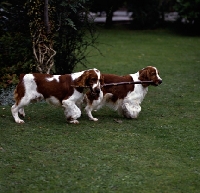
52 0 98 74
0 32 34 88
0 0 98 87
174 0 200 34
174 0 200 24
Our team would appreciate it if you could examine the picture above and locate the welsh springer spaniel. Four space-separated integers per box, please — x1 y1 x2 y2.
84 66 162 121
11 68 102 124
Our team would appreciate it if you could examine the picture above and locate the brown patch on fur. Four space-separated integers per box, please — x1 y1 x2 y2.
74 71 90 87
34 73 74 104
102 74 134 103
19 74 25 80
100 74 104 86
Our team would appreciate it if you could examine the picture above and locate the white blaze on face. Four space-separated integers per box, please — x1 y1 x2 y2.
153 67 162 81
92 68 101 90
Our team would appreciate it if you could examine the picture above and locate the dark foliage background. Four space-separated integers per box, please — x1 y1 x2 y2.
0 0 97 87
0 0 200 88
127 0 161 29
52 0 97 74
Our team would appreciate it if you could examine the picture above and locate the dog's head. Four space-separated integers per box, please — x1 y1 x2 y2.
74 68 104 94
139 66 162 87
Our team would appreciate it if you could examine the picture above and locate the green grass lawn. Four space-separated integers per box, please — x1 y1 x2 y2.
1 27 200 192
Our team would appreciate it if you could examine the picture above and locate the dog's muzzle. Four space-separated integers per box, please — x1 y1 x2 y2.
90 87 101 96
154 79 162 86
158 79 162 85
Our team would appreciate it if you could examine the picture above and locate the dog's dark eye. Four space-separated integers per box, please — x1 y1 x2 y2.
91 78 97 82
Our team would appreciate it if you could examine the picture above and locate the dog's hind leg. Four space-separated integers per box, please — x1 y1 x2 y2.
122 102 141 119
11 104 25 123
62 100 81 124
11 96 32 123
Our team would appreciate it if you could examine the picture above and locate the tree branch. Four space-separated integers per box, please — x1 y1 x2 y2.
44 0 50 34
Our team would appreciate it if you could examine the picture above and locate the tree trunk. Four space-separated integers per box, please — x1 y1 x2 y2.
29 0 56 74
44 0 50 33
105 8 114 28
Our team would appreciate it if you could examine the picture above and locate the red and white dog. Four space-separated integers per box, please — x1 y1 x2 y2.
11 68 102 124
84 66 162 121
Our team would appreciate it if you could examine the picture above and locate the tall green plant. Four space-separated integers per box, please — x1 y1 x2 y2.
53 0 98 74
0 0 98 88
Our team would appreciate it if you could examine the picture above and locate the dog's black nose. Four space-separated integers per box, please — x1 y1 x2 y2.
95 88 100 93
159 79 162 84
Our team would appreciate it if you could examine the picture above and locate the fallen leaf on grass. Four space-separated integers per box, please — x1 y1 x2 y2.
114 119 123 123
0 147 5 152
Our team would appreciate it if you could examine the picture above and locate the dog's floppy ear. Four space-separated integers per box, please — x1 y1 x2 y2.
139 68 152 87
74 71 90 87
139 68 150 81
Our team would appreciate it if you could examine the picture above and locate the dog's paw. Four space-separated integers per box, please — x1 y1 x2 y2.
90 117 98 121
16 119 25 124
69 120 79 124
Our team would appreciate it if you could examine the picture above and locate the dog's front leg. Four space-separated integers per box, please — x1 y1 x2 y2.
85 105 98 121
62 100 81 124
84 91 104 121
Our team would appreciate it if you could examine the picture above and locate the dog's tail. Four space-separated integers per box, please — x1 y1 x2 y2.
103 93 113 103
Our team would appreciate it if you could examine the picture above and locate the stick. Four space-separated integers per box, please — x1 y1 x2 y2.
71 81 153 88
102 81 153 87
71 85 90 88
